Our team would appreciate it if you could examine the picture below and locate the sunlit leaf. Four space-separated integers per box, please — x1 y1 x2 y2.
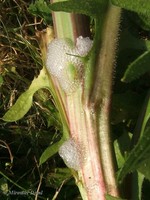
2 91 33 122
105 194 127 200
137 172 145 200
2 68 50 122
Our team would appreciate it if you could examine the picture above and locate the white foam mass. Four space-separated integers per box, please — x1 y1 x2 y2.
58 138 82 171
76 36 93 56
46 36 93 93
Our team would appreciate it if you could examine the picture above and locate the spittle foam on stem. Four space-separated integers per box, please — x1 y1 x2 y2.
46 36 93 94
58 138 84 171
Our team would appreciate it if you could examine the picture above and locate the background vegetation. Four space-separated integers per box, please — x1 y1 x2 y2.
0 0 79 199
0 0 150 199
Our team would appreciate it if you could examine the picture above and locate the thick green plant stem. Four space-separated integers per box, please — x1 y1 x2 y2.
49 1 121 199
93 5 121 195
63 89 106 199
51 0 90 40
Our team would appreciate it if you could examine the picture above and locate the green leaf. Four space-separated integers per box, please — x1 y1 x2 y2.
111 0 150 16
117 126 150 184
119 30 148 52
131 91 150 148
129 12 150 31
50 0 106 18
114 132 132 168
2 91 33 122
28 0 52 24
137 172 145 200
0 75 3 86
2 68 50 122
123 92 150 183
137 13 150 31
138 158 150 181
122 51 150 83
105 194 127 200
130 171 144 200
137 91 150 138
39 139 64 165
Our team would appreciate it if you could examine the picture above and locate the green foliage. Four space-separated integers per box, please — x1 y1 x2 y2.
28 0 52 24
105 194 127 200
138 159 150 180
117 126 150 184
2 68 50 122
114 132 132 168
137 14 150 30
112 5 150 196
0 75 3 86
111 0 150 32
2 90 33 122
138 91 150 138
1 0 150 199
111 0 150 16
116 91 150 183
117 28 150 84
1 1 80 199
122 51 150 82
49 0 107 18
39 138 64 165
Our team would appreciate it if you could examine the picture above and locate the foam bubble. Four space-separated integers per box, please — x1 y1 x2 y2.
46 36 93 93
76 36 93 56
46 39 72 78
58 138 82 171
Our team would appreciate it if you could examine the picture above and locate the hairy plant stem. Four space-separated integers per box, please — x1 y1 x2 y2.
49 1 121 199
65 88 106 199
93 5 121 196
